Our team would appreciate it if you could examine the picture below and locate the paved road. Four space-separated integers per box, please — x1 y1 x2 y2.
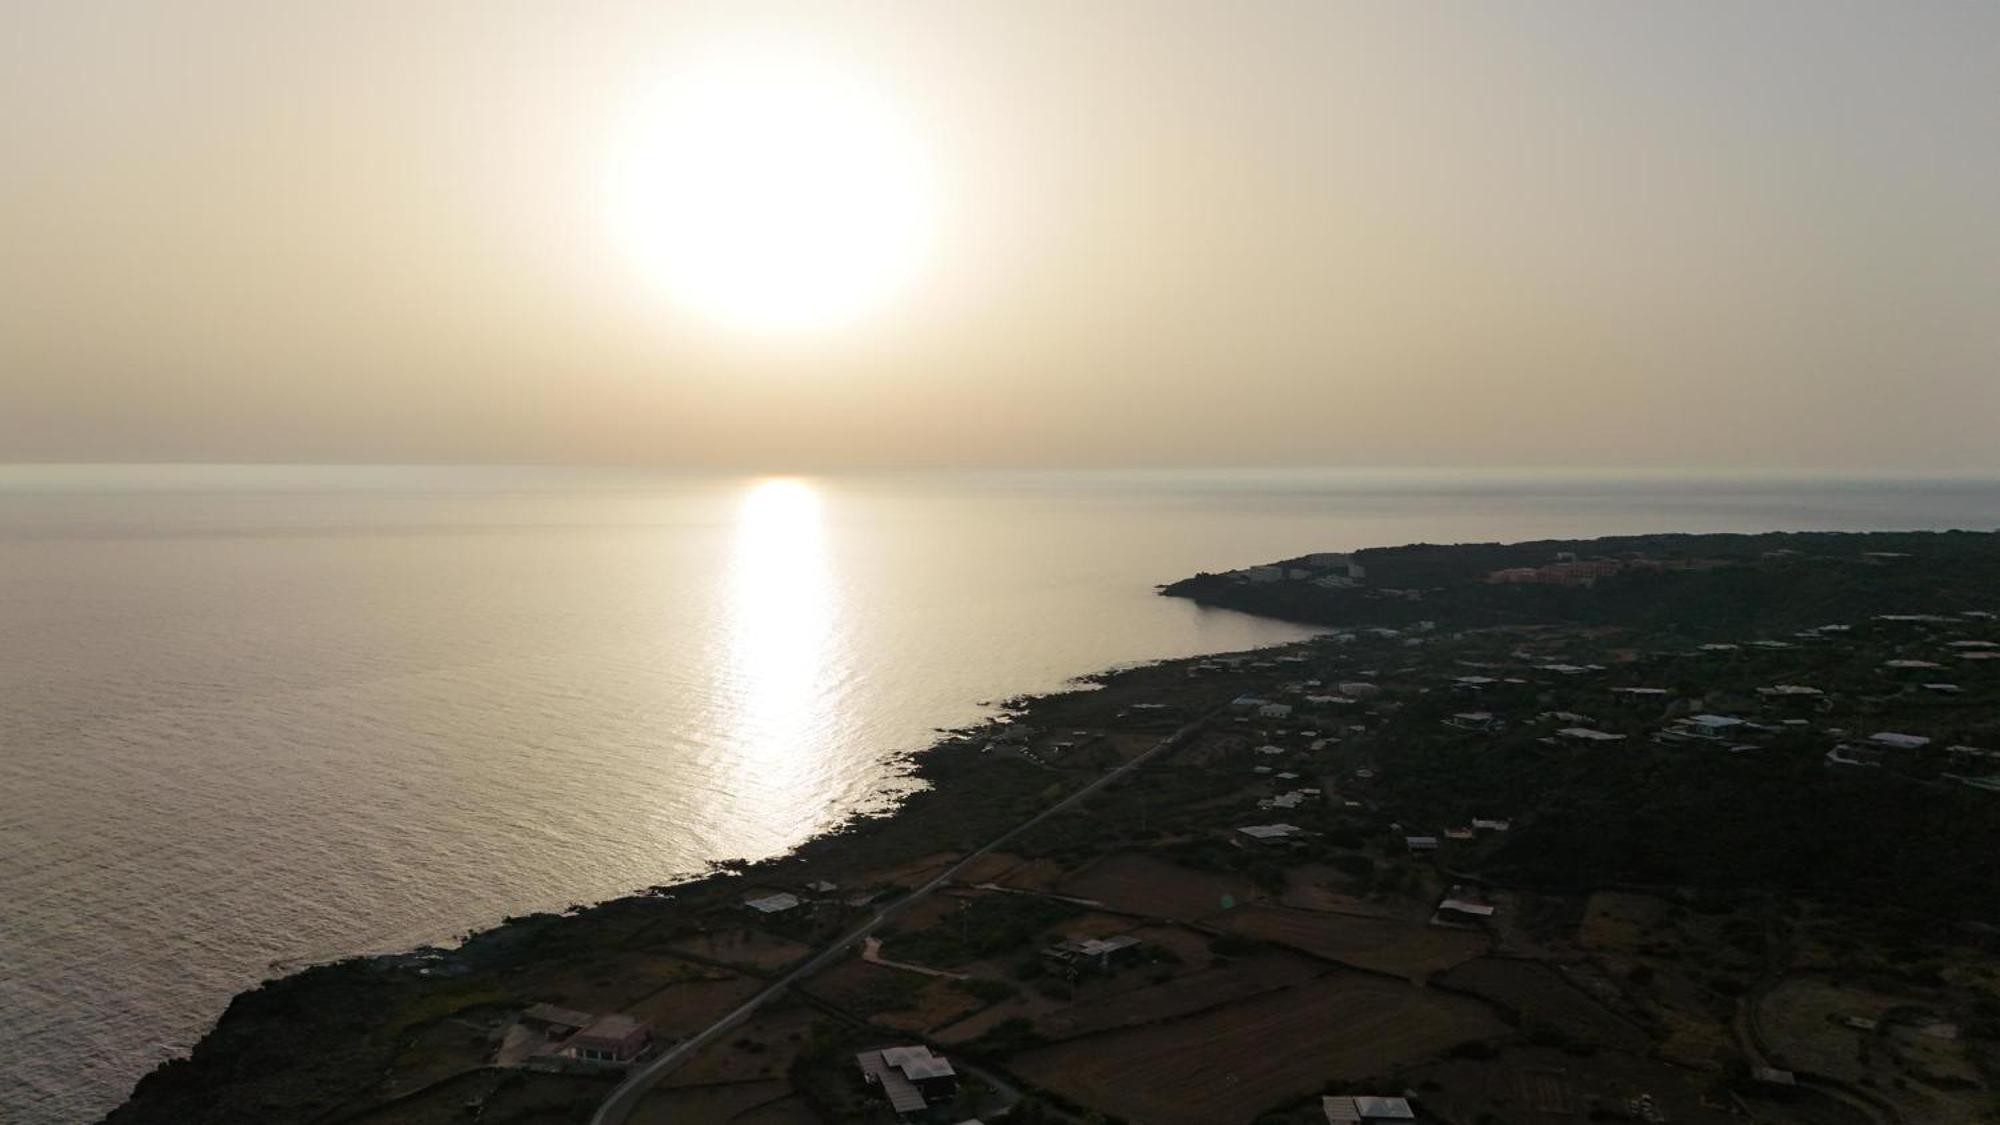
590 709 1215 1125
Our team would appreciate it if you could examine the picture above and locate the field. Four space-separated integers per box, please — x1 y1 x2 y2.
1058 852 1267 919
1401 1045 1740 1125
861 851 964 890
1013 971 1506 1125
669 927 813 971
502 949 710 1014
663 1005 822 1088
628 1079 799 1125
1218 903 1488 981
800 960 986 1031
1757 975 1990 1125
1030 950 1326 1040
1578 892 1675 954
1278 863 1376 912
1438 957 1652 1051
624 972 768 1038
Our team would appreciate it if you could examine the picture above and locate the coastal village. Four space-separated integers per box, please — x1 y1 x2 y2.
108 533 2000 1125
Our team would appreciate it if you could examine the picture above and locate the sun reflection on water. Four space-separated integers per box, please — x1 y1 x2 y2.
723 478 837 831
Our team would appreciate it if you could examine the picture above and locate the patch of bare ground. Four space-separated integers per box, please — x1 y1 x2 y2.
955 851 1027 884
1438 957 1652 1051
1578 892 1674 954
991 856 1067 891
1013 972 1506 1125
1128 922 1220 965
1404 1044 1739 1125
1758 975 1989 1125
1058 852 1266 920
865 851 963 890
1161 728 1246 766
802 960 985 1032
624 973 768 1039
1032 950 1326 1040
340 1071 511 1125
1487 891 1587 958
1046 909 1146 940
627 1078 795 1125
662 1004 821 1088
668 927 813 972
1106 731 1161 761
733 1095 823 1124
1278 864 1382 913
468 1072 616 1125
504 950 712 1015
1218 903 1487 981
931 987 1070 1046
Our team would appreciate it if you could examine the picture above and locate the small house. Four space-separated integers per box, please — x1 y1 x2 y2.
563 1014 650 1064
1685 714 1744 738
1238 823 1303 844
744 891 802 914
1557 727 1626 743
1325 1095 1417 1123
857 1046 958 1116
1041 934 1143 973
519 1003 592 1042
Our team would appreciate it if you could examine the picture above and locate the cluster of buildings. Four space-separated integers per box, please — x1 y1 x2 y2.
1226 552 1370 589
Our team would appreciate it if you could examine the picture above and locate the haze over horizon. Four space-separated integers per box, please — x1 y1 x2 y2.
6 1 1998 472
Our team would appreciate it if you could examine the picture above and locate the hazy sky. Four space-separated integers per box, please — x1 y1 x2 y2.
4 1 1997 471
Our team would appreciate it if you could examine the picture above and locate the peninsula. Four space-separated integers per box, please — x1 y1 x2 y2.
109 530 2000 1125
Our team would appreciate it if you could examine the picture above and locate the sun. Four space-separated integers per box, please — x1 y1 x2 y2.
607 48 939 335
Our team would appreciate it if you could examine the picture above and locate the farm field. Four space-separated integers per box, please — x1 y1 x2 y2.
1438 957 1651 1051
1402 1045 1740 1125
800 959 986 1031
628 1079 796 1125
1757 975 1990 1125
668 927 813 971
624 972 767 1038
1058 852 1266 920
1032 950 1327 1040
1218 903 1488 981
1013 971 1506 1125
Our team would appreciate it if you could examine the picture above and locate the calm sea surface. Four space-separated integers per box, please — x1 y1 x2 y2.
2 466 1996 1122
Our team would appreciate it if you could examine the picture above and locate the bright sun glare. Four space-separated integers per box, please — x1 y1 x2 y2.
608 49 938 335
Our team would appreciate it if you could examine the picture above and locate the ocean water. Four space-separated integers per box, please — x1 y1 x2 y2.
2 466 1996 1123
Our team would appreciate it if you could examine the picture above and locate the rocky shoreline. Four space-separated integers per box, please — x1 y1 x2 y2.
103 644 1259 1124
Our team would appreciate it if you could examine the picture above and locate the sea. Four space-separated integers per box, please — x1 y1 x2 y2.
2 465 1996 1123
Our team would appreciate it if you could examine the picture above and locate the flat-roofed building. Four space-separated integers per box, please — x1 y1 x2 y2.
858 1045 958 1116
563 1014 649 1064
1325 1095 1418 1123
1558 727 1626 743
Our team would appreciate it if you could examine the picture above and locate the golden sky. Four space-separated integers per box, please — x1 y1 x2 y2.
4 1 1997 471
